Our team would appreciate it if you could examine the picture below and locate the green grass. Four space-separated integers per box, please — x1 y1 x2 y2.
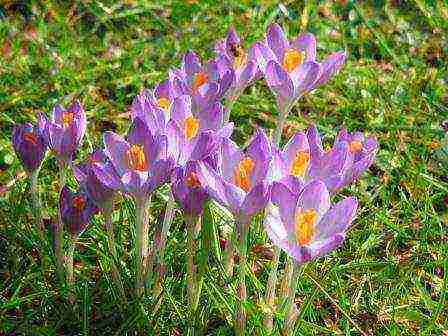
1 1 447 335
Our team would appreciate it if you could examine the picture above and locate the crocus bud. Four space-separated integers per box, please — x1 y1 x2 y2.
12 122 47 173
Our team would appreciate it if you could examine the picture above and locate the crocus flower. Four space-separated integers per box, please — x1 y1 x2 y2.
131 79 184 134
39 101 87 164
214 27 258 103
73 150 115 209
93 117 174 199
265 180 357 264
196 129 272 223
172 161 208 217
167 94 233 167
251 23 346 110
307 125 378 192
12 122 47 173
59 186 98 237
170 51 234 111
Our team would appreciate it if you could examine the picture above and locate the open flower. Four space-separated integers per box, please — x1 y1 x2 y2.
131 79 184 134
307 125 378 192
170 51 234 111
214 27 258 102
264 180 357 263
167 94 233 167
251 23 346 110
38 101 87 163
60 186 98 237
196 129 272 223
73 150 115 209
93 117 174 199
172 161 208 217
12 122 47 173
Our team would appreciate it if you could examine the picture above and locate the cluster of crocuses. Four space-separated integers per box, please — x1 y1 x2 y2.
11 23 377 333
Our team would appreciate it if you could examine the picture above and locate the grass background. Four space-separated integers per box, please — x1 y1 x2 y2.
0 0 447 335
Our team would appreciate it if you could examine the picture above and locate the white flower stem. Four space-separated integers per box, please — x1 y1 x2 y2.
30 169 44 241
134 195 150 296
235 219 248 336
281 261 301 335
66 236 75 305
55 161 66 284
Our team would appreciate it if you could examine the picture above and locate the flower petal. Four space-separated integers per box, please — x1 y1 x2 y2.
266 23 289 63
291 33 316 62
316 196 357 239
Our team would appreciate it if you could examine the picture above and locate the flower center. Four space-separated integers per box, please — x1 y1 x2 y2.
349 140 363 153
63 112 75 128
72 196 86 212
126 144 147 172
157 97 171 111
186 172 201 188
184 116 199 140
234 157 255 192
282 49 304 73
294 208 317 246
230 43 247 69
290 150 310 177
23 132 38 146
192 72 208 91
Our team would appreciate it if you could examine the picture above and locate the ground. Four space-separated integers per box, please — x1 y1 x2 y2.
0 1 447 335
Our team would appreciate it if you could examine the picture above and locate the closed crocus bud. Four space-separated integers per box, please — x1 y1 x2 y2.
59 186 98 237
12 122 47 173
172 161 208 217
265 180 357 264
39 100 87 164
73 150 115 209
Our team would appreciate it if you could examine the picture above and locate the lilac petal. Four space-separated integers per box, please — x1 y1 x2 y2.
221 139 244 182
127 117 153 147
52 105 64 125
225 27 241 50
248 42 275 73
364 136 379 153
246 129 272 186
69 100 87 143
296 180 330 221
266 23 289 63
308 141 349 183
241 182 270 219
313 51 347 88
266 148 288 183
282 132 309 172
93 162 123 191
154 79 175 101
306 124 325 158
271 181 299 233
238 60 257 87
316 196 357 239
222 180 246 215
265 61 294 103
145 158 174 194
335 127 350 145
37 113 50 146
170 95 192 127
340 152 375 189
189 131 219 161
197 102 224 131
301 234 346 262
103 131 130 175
122 171 147 197
290 61 321 96
131 91 166 133
291 33 316 62
166 120 183 163
218 70 235 98
215 39 227 56
183 51 202 76
216 122 234 139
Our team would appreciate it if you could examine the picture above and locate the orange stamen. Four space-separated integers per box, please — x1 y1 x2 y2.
349 140 363 153
192 72 208 91
186 172 201 188
282 49 304 73
157 97 171 111
294 208 317 246
234 157 255 192
184 116 199 140
23 132 38 146
290 151 310 177
72 196 86 212
126 144 147 172
63 112 75 128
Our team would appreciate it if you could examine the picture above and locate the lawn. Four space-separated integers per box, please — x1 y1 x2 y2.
0 1 447 335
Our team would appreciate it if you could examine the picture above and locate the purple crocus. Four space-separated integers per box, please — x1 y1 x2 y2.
307 125 378 192
59 186 98 237
131 79 184 134
251 23 346 111
265 180 357 264
39 101 87 163
269 125 378 194
12 122 47 173
166 94 233 167
214 27 258 103
196 129 272 222
73 150 115 209
170 51 234 111
93 117 174 199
